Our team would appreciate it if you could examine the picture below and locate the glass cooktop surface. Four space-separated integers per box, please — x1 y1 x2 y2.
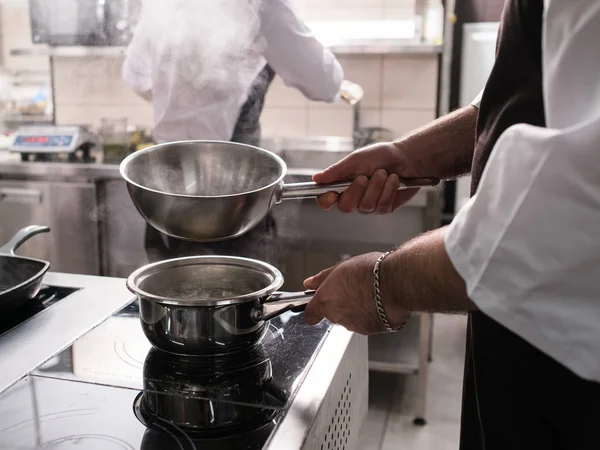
0 301 332 449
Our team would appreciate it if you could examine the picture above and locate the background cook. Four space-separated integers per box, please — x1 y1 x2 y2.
121 0 344 265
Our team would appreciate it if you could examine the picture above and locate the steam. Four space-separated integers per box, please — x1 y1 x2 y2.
132 0 268 143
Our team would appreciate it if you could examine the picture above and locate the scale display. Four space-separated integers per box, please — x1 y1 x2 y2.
13 135 74 148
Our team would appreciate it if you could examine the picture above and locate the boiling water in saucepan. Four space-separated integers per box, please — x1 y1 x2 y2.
140 264 274 301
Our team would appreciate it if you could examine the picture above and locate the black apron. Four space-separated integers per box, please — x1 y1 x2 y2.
144 65 280 265
460 2 600 449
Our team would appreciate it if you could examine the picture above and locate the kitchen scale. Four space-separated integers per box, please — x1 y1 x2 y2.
9 125 100 162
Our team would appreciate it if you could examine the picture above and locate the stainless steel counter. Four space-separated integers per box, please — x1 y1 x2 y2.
10 42 441 57
0 270 368 450
0 272 134 395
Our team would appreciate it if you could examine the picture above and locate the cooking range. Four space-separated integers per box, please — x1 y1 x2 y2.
0 285 78 336
0 274 368 450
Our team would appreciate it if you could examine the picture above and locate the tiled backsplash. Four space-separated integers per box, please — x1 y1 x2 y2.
51 54 437 140
1 0 438 140
294 0 418 20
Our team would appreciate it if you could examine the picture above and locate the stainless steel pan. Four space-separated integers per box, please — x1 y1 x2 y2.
0 225 50 313
127 255 314 356
119 140 439 242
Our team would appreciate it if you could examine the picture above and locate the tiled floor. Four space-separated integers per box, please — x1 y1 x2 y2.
357 314 468 450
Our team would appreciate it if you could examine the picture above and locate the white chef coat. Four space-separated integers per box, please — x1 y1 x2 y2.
122 0 343 144
445 0 600 382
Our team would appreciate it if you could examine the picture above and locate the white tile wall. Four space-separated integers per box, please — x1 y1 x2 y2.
303 8 385 21
264 76 308 109
297 0 416 20
383 7 418 20
330 55 382 109
55 103 153 129
52 57 142 106
308 105 353 136
0 3 49 72
1 0 438 140
382 55 439 109
260 107 308 137
52 55 153 128
261 53 438 139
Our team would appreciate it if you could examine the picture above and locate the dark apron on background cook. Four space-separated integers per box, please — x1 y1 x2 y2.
144 65 280 265
460 1 600 449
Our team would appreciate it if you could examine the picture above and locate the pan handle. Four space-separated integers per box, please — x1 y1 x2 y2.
277 177 440 202
250 290 315 323
0 225 50 255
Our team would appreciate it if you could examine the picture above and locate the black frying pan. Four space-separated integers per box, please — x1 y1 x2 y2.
0 225 50 314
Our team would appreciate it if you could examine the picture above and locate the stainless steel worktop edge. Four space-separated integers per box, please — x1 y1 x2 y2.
10 41 442 57
0 272 134 395
265 327 368 450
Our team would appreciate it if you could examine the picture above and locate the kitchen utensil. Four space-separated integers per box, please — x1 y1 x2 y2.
126 255 314 356
339 80 364 105
119 140 439 242
0 225 50 314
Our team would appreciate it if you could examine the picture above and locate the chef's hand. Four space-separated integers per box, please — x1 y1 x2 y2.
302 253 410 335
314 142 423 214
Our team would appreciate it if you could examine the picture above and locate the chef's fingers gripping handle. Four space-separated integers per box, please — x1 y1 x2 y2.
0 225 50 255
250 290 315 322
279 177 440 201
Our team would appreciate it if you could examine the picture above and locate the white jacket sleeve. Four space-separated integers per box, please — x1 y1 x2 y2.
444 0 600 382
259 0 343 102
122 20 153 95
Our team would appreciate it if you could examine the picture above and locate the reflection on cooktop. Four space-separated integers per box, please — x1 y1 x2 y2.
0 376 272 450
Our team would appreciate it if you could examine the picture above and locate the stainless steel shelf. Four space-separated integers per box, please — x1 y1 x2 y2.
10 41 441 57
1 114 53 123
11 47 125 57
331 41 442 54
368 315 421 374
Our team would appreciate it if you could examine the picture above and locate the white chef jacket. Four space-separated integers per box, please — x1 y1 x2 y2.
445 0 600 382
122 0 343 144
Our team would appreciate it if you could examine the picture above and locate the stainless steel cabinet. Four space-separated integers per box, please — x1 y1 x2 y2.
0 180 100 275
97 179 148 278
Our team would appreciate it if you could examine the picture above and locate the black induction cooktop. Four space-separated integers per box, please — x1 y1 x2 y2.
0 285 79 337
0 301 331 449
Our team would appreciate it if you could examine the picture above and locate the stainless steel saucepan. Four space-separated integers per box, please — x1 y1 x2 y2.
119 140 439 242
127 255 314 356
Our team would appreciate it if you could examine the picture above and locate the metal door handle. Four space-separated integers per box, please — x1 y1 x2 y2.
0 188 43 204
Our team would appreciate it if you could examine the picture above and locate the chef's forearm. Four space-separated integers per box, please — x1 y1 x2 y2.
394 106 478 180
379 227 477 324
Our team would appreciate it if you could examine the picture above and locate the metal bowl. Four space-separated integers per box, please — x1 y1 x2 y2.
119 140 286 242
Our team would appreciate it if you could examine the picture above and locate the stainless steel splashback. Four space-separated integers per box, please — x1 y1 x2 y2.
29 0 139 46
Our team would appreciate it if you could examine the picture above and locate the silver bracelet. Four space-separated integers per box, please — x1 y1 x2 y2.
373 251 408 333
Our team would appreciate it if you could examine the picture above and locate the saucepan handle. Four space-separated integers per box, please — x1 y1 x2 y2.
0 225 50 256
278 177 440 201
250 290 315 323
